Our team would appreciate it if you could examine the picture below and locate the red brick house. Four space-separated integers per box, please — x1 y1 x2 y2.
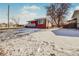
25 18 52 28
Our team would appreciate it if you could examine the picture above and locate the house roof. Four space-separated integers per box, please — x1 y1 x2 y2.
74 10 79 12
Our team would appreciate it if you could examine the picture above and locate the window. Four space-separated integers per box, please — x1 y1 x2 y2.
28 21 31 24
38 19 45 24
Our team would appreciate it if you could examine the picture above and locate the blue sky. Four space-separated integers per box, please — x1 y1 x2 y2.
0 3 48 24
0 3 79 24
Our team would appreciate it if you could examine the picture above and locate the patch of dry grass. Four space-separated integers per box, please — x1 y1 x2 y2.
0 48 7 56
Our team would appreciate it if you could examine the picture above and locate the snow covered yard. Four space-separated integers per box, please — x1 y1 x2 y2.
0 28 41 42
52 28 79 37
0 28 56 56
0 28 79 56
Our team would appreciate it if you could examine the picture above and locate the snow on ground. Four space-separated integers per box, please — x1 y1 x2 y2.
0 28 79 56
52 28 79 37
0 28 41 41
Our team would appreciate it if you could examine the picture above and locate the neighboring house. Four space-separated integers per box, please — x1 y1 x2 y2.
72 10 79 29
63 10 79 29
25 17 52 28
63 18 77 28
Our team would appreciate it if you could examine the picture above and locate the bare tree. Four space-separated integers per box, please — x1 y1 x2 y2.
46 3 70 27
11 17 20 27
11 17 19 25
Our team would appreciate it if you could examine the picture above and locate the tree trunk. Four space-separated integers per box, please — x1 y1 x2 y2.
57 16 61 27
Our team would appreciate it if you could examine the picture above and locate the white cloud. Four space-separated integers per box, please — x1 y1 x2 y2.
23 5 41 11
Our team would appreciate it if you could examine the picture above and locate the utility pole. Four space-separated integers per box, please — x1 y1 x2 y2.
8 5 10 29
